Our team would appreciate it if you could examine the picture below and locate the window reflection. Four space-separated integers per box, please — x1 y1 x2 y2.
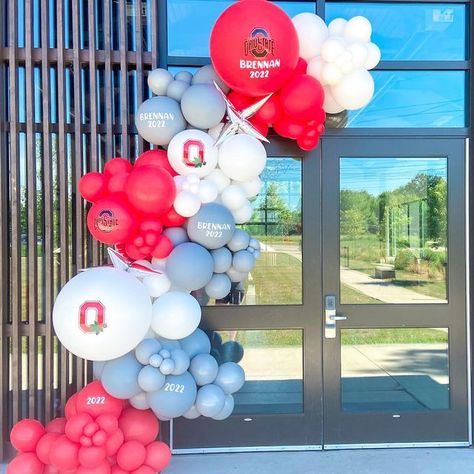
340 158 447 304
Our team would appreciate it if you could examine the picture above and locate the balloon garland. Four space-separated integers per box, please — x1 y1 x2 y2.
8 3 380 472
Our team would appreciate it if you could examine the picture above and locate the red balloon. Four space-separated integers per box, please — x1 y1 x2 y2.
43 466 60 474
78 445 107 468
116 441 146 471
297 135 319 151
46 418 66 434
210 0 299 96
124 240 147 261
65 393 78 419
118 408 159 445
80 173 108 203
249 117 269 137
126 166 176 217
77 462 112 474
111 466 128 474
49 435 79 471
87 197 136 245
96 415 119 436
104 158 132 178
36 432 60 464
293 57 308 77
76 382 124 419
227 91 254 110
7 452 44 474
151 234 173 259
65 414 94 442
92 430 107 447
279 74 325 121
107 173 130 194
131 466 155 474
253 94 283 125
105 429 124 457
145 441 171 472
135 150 177 177
273 117 306 140
160 207 187 227
10 419 45 453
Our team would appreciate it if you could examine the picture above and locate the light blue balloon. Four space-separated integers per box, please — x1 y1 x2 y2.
171 349 190 375
220 341 244 363
147 371 197 419
195 384 226 417
101 352 142 399
183 404 200 419
232 250 256 273
156 337 182 351
214 362 245 394
160 358 175 375
211 247 232 273
189 354 219 386
138 365 166 392
93 361 106 380
179 329 211 358
205 273 232 299
166 79 190 102
163 227 189 247
212 394 235 420
175 70 193 84
227 229 250 252
135 338 162 365
129 392 150 410
166 243 214 291
181 84 226 129
248 237 260 251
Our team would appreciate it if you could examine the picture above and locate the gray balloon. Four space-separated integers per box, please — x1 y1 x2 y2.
212 394 235 420
205 273 232 299
227 229 250 252
254 249 261 259
226 266 248 283
166 243 214 291
138 365 166 392
129 392 150 410
160 358 175 375
135 96 187 146
232 250 256 273
183 404 200 419
93 361 106 380
192 64 230 94
147 371 197 419
156 337 181 351
175 70 193 84
179 329 211 358
171 349 191 375
148 68 173 95
190 353 219 386
214 362 245 394
135 338 162 365
195 384 226 417
163 227 189 247
166 79 190 102
220 341 244 364
181 84 226 129
210 348 221 365
187 204 236 250
101 352 142 399
211 247 232 273
248 237 260 251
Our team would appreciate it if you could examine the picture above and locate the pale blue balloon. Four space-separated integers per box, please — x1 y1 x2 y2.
129 392 150 410
138 365 166 392
93 361 106 380
179 329 211 358
205 273 232 299
214 362 245 394
163 227 189 247
171 349 190 375
195 384 226 417
227 229 250 252
183 404 200 419
160 358 175 375
232 250 256 273
211 247 232 273
135 338 162 365
189 354 219 386
101 352 142 399
156 336 182 351
212 394 235 420
175 70 193 84
181 84 226 129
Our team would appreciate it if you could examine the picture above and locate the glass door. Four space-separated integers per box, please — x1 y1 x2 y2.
322 138 469 446
172 139 323 451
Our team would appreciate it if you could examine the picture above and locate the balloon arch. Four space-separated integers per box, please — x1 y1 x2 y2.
7 2 380 473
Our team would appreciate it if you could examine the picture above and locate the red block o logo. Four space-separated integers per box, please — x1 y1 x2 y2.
183 139 206 168
79 301 106 335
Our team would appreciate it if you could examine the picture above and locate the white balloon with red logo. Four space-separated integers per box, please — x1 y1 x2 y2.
52 267 152 361
167 129 218 178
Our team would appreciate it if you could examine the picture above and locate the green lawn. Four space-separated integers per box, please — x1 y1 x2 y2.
341 284 381 304
341 328 448 345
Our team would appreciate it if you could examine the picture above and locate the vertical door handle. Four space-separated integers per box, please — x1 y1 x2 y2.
325 295 347 339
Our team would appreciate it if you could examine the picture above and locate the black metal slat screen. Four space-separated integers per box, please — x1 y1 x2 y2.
0 0 157 459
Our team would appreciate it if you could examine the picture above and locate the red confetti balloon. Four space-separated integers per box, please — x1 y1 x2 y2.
7 452 44 474
79 172 108 203
116 441 146 471
45 418 66 434
145 441 172 472
135 149 177 177
10 419 45 453
118 408 159 445
49 435 79 471
104 158 132 178
210 0 299 96
76 382 124 419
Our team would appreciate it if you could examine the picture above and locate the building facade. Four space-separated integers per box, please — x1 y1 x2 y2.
0 0 472 458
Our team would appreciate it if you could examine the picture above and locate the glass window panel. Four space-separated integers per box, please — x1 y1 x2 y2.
200 158 302 306
167 0 315 57
214 330 303 414
340 157 447 304
341 328 449 411
326 71 466 128
326 3 466 61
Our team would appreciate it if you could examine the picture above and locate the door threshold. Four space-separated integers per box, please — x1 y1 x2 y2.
172 445 323 454
324 441 470 450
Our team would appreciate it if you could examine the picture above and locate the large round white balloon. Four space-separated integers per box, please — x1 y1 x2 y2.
307 56 326 85
233 177 263 199
218 135 267 182
322 63 343 86
174 191 202 217
168 129 218 178
151 291 201 340
344 16 372 43
53 268 152 361
292 13 329 61
328 18 347 37
331 69 374 110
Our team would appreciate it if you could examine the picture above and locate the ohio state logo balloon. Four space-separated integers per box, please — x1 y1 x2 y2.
210 0 299 96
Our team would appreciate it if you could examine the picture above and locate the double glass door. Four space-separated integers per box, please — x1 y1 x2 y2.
172 137 469 451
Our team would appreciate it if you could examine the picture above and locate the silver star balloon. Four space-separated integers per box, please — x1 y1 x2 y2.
213 81 273 147
108 247 163 278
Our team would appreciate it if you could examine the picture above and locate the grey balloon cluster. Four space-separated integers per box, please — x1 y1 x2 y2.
94 328 245 422
135 65 228 145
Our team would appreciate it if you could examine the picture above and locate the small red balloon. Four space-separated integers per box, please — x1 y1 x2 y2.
293 57 308 77
104 158 132 178
49 435 79 471
36 432 60 464
297 135 319 151
78 445 107 468
118 408 159 446
96 414 119 436
107 172 130 194
145 441 172 472
273 117 306 140
46 418 66 434
151 234 173 259
116 441 146 472
253 94 283 125
160 207 187 227
135 150 177 177
249 117 269 137
131 466 155 474
80 173 108 203
92 430 107 447
65 413 94 442
76 382 124 419
77 461 112 474
65 393 78 419
7 452 44 474
105 429 124 457
10 419 46 453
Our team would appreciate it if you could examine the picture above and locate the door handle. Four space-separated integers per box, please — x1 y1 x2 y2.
325 295 347 339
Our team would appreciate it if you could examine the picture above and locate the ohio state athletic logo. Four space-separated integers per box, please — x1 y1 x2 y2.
79 301 107 335
183 139 206 168
244 27 275 59
94 210 118 233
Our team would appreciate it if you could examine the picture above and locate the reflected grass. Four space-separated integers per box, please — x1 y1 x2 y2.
342 328 448 346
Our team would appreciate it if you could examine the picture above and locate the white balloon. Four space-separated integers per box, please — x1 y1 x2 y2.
205 168 231 193
347 42 368 68
322 63 343 85
231 200 253 224
321 37 346 63
142 273 172 298
151 257 168 272
338 60 354 75
148 68 173 96
221 185 247 211
328 18 347 37
151 291 201 340
323 86 345 114
173 175 187 192
331 69 374 110
218 135 267 182
198 179 219 203
233 177 262 199
174 191 201 217
292 13 329 61
207 123 225 141
168 129 218 178
344 16 372 43
307 56 326 85
364 43 381 70
53 268 152 361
